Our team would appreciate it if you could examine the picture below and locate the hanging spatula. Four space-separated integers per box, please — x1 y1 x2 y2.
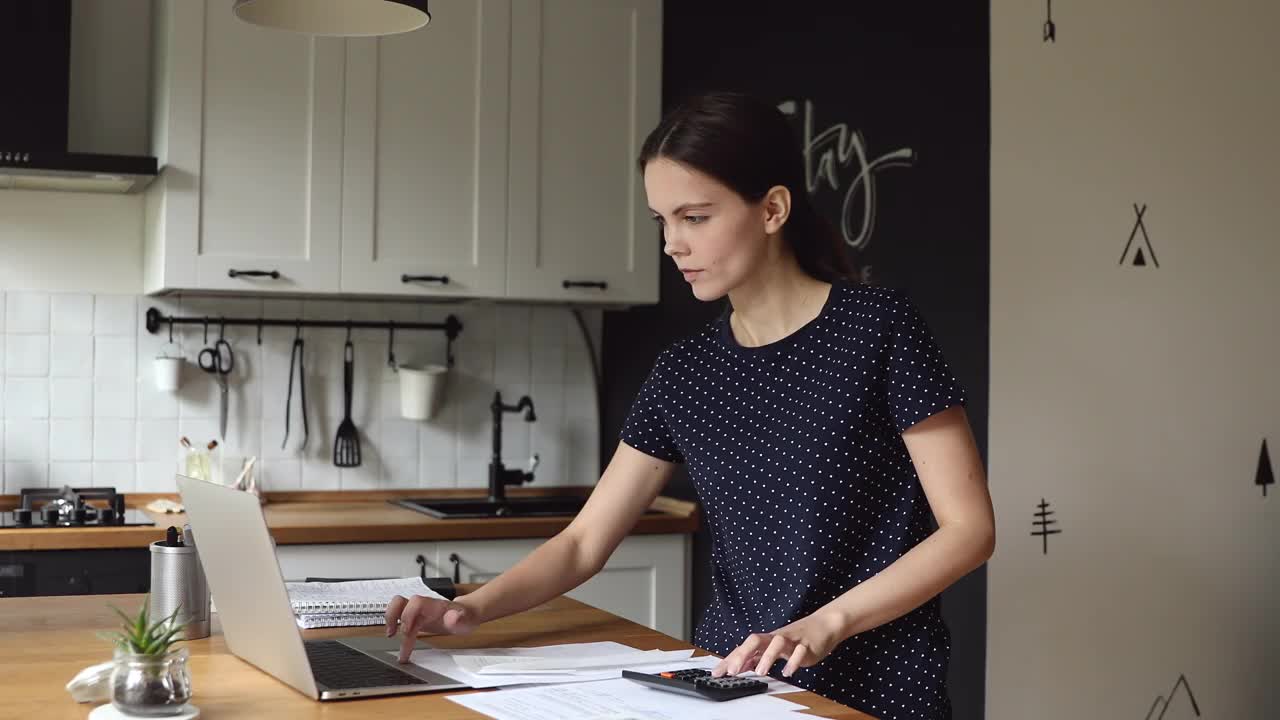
334 339 362 467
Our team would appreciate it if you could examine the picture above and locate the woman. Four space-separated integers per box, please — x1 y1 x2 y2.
386 91 994 720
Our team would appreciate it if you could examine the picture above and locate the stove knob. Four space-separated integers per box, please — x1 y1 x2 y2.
12 508 32 526
99 507 117 524
42 505 62 525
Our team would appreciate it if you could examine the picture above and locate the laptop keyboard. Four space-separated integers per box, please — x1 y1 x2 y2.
305 640 426 690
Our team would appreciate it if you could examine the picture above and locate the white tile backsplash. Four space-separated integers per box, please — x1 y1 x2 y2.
136 380 179 419
50 378 94 418
5 334 50 376
93 461 135 491
50 335 94 377
52 294 94 335
5 293 50 334
301 462 340 491
136 462 177 492
94 335 136 378
93 418 136 462
5 420 50 461
261 459 302 491
50 461 92 488
4 378 49 418
0 293 602 495
94 379 137 419
94 295 137 336
49 420 92 461
4 462 48 493
137 419 179 461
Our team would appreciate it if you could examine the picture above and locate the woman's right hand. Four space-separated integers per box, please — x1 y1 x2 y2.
385 594 479 663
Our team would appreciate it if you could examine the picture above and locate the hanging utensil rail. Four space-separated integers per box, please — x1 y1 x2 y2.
143 307 463 368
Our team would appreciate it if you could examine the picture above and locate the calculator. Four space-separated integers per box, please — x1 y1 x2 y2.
620 668 769 701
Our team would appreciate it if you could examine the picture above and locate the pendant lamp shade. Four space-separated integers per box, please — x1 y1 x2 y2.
233 0 431 37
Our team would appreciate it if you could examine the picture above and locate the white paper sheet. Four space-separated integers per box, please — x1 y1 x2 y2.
404 642 695 688
460 649 694 675
403 642 806 694
446 676 810 720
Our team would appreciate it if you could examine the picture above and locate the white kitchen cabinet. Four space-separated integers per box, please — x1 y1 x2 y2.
145 0 344 295
504 0 663 305
275 541 434 583
436 534 688 640
274 533 689 641
144 0 662 305
338 0 511 299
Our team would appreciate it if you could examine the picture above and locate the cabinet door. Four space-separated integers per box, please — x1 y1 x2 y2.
437 534 688 640
505 0 663 305
156 0 345 293
340 0 511 298
275 542 434 583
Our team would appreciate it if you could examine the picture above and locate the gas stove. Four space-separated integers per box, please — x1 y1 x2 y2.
1 486 155 529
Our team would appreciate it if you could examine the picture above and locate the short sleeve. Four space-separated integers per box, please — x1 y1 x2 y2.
619 350 685 463
882 290 967 433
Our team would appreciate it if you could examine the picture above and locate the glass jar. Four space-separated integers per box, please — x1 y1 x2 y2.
110 646 193 716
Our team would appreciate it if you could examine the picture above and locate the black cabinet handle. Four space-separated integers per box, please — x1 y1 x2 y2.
562 280 608 290
448 552 461 584
228 269 281 279
402 274 450 284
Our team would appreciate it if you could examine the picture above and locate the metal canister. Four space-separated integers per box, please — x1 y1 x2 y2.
148 524 210 640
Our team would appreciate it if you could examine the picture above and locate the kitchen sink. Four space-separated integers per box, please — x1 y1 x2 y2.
391 496 663 519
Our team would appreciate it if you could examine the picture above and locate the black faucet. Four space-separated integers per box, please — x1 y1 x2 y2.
489 391 539 504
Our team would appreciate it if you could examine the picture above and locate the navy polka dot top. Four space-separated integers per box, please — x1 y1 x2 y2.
620 277 966 720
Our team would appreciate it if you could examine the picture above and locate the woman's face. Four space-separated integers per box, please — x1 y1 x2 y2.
643 157 773 300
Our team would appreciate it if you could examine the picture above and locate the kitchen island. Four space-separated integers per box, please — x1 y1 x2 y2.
0 586 875 719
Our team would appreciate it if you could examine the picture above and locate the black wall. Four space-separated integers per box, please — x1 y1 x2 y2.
602 3 990 717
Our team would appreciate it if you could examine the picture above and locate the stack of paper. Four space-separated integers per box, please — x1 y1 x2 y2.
396 641 816 720
445 664 810 720
404 641 805 693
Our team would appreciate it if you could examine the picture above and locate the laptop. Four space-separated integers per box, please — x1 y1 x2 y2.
176 474 472 700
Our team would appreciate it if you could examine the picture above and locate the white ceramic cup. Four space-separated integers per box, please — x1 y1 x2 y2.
399 363 448 420
153 356 184 392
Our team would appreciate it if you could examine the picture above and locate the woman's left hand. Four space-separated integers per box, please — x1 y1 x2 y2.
712 609 849 678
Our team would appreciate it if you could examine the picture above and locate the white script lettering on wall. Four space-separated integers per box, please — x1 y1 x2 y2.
778 99 916 283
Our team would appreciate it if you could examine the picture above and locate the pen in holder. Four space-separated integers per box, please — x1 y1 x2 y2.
149 525 211 641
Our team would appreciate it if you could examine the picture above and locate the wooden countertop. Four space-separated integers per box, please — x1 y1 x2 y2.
0 586 873 719
0 488 699 552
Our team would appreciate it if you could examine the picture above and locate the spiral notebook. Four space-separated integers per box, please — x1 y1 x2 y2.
284 576 446 629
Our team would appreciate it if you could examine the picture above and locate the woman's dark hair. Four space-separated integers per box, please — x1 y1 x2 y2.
637 90 855 283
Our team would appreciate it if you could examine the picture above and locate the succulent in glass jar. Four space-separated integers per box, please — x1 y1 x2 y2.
98 596 193 716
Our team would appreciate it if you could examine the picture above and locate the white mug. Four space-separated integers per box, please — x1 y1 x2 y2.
398 363 448 420
153 355 184 392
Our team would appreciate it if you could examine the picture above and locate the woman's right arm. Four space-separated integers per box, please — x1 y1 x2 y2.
387 439 677 662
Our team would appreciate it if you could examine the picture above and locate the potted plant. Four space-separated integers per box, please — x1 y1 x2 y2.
99 596 193 716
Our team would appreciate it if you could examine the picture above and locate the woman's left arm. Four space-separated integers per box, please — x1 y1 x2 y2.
714 405 995 678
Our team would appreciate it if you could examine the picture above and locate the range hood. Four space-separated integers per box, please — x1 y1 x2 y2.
0 1 159 194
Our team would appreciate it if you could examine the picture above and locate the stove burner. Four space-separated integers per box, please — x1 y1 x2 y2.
3 486 155 529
